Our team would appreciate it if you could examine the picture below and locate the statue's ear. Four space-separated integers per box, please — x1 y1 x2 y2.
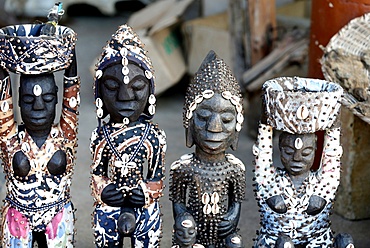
185 128 194 148
230 133 239 151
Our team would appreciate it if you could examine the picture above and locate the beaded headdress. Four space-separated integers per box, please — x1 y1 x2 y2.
94 24 156 125
183 50 244 132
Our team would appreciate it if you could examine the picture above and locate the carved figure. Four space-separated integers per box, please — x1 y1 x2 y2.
90 24 166 248
253 77 354 248
170 51 245 248
0 6 79 247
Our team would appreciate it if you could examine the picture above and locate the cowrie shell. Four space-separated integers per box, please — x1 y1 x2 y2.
148 105 155 115
95 70 103 79
123 117 130 125
21 143 30 153
69 97 77 108
202 193 210 205
295 137 303 149
203 204 212 215
212 204 220 214
231 237 241 244
122 66 129 75
120 48 128 56
297 105 309 120
180 153 193 161
202 90 214 99
96 98 103 108
148 94 156 105
222 91 232 100
50 129 59 138
1 101 9 112
145 70 153 79
186 110 193 120
33 84 42 96
97 108 104 118
211 192 219 204
237 113 244 123
122 57 128 66
124 75 129 84
189 102 197 112
236 123 242 132
181 220 193 228
195 95 203 104
230 95 240 105
18 131 25 140
77 92 81 104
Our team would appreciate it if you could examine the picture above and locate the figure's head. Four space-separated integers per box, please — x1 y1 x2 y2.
174 213 197 248
279 132 317 176
19 73 58 132
94 24 155 125
183 51 243 154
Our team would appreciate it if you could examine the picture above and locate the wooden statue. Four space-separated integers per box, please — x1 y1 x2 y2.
253 77 354 248
90 24 166 248
170 51 245 248
0 3 79 247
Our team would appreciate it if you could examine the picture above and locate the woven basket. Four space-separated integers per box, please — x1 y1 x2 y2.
0 24 77 74
263 77 343 134
321 13 370 123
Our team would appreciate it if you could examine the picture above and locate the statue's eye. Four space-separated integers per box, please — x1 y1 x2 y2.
42 94 55 103
302 147 314 156
22 95 34 103
221 113 234 124
283 147 294 155
131 80 147 91
103 80 119 91
196 109 211 120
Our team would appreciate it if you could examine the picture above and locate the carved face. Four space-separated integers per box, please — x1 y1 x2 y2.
279 132 317 176
100 63 150 123
192 93 237 155
19 74 57 132
174 217 197 248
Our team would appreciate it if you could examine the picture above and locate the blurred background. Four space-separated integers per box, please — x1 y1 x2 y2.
0 0 369 247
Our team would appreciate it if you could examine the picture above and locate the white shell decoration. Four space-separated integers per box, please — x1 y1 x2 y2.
230 95 240 106
77 92 81 104
120 48 128 56
203 204 212 215
237 113 244 123
122 66 129 76
97 108 104 118
123 117 130 125
296 105 309 120
202 193 210 205
222 91 232 100
236 103 243 113
148 105 156 115
211 192 220 204
1 101 9 112
33 84 42 96
18 131 25 140
51 128 59 138
122 57 128 66
189 102 197 112
124 75 130 84
180 153 194 161
69 97 77 108
231 237 241 244
95 70 103 79
195 95 203 104
148 94 156 105
96 98 103 108
212 204 220 214
186 110 193 120
202 90 214 99
294 137 303 150
21 142 30 153
181 220 193 228
45 143 53 153
145 70 153 79
236 123 242 132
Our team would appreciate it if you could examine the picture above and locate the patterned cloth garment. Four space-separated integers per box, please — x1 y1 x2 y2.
0 75 80 247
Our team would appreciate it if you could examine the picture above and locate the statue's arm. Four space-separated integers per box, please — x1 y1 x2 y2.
0 67 15 140
170 165 189 218
253 123 275 185
60 49 80 141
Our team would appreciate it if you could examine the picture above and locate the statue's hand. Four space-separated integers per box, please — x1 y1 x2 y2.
101 183 125 207
218 211 237 238
126 186 145 208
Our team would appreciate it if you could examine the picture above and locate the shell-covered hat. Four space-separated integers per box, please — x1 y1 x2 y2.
94 24 155 123
183 50 244 132
263 77 343 134
0 24 76 74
